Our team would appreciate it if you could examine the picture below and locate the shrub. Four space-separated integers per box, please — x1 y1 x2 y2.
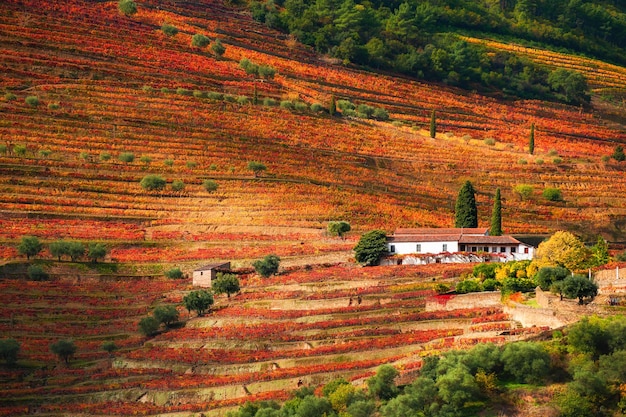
13 144 26 156
160 87 171 93
25 96 39 106
455 279 482 294
253 254 281 277
294 101 308 111
161 23 178 36
263 97 276 106
140 175 166 191
224 94 236 102
258 65 276 79
280 100 294 110
357 104 375 118
48 102 60 110
171 179 185 192
102 341 118 355
4 92 16 101
0 339 20 365
186 160 197 169
211 38 226 57
208 91 223 100
191 33 210 48
202 179 218 192
165 267 183 279
142 85 154 92
153 305 179 328
50 339 77 364
193 90 206 98
27 265 49 281
543 187 562 201
118 0 137 16
535 158 544 165
553 157 562 164
518 158 527 164
163 158 174 167
176 88 192 96
138 316 160 336
310 103 324 112
484 138 496 146
513 184 533 200
39 149 52 158
354 230 388 266
239 58 258 75
139 155 152 165
372 107 389 120
434 283 451 294
118 152 135 163
237 95 249 105
612 145 625 162
0 144 6 154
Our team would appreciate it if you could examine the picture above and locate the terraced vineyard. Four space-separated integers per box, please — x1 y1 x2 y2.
0 263 553 416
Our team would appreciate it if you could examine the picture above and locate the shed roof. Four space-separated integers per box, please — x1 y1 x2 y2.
194 262 230 272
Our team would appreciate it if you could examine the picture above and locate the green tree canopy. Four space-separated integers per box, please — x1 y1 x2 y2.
50 240 70 261
513 183 533 200
27 264 49 281
202 179 218 192
140 174 166 191
589 236 609 267
354 230 388 266
534 231 588 271
561 274 598 305
247 161 267 177
183 290 214 316
164 267 183 279
501 341 551 384
161 23 178 36
454 180 478 228
368 365 399 400
612 145 625 162
535 266 570 291
253 254 281 277
327 221 351 239
153 305 179 328
87 242 107 263
490 187 502 236
18 236 42 260
0 339 20 365
67 241 85 262
118 0 137 16
191 33 211 48
50 339 77 364
138 316 160 336
211 38 226 57
212 272 241 298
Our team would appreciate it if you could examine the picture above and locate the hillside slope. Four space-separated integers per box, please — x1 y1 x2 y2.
0 0 625 267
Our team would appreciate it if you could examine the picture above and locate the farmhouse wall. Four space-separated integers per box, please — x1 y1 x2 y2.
391 240 459 256
425 292 501 311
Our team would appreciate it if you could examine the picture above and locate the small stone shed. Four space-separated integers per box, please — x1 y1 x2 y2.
192 262 231 287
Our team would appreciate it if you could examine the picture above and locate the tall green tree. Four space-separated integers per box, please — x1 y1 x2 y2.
454 181 478 228
329 95 337 116
429 109 436 138
529 122 535 155
490 188 502 236
590 236 610 267
354 230 388 266
18 236 42 260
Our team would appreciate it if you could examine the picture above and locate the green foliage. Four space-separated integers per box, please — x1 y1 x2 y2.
13 144 26 157
27 264 49 281
87 242 107 263
176 88 192 96
354 230 388 266
161 23 179 37
171 179 185 192
4 92 16 101
589 236 610 267
542 187 563 201
547 69 590 105
211 38 226 57
140 155 152 165
455 279 482 294
153 305 179 327
535 266 569 291
118 0 137 16
67 242 85 261
263 97 276 106
48 102 60 110
501 341 551 383
25 96 39 106
258 65 276 79
39 149 51 158
473 262 499 281
164 267 183 279
280 100 294 110
138 316 160 336
368 365 399 400
212 272 240 298
118 152 135 163
99 152 111 162
102 341 118 355
612 145 626 162
561 274 598 305
237 95 249 105
18 236 42 259
183 290 214 316
327 221 351 238
434 283 450 294
310 102 324 112
247 161 267 177
50 339 77 364
253 254 280 277
202 179 218 192
140 174 166 191
329 95 336 116
0 339 20 365
372 107 389 120
191 33 210 48
454 180 477 228
186 160 197 168
490 188 502 236
49 240 69 261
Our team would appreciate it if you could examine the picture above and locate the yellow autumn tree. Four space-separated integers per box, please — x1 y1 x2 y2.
533 231 589 271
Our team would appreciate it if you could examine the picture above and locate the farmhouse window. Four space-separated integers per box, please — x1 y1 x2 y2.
524 247 529 254
511 247 516 253
416 244 421 252
390 245 395 253
484 246 489 252
500 247 506 253
200 272 203 275
471 246 477 252
460 244 466 251
442 244 448 252
492 247 497 253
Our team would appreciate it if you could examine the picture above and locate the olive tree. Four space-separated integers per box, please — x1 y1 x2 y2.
247 161 267 177
183 290 214 316
118 0 137 16
327 221 351 239
191 33 210 48
253 254 280 278
50 339 77 364
18 236 42 260
212 272 240 298
0 339 20 365
87 243 107 263
140 174 166 191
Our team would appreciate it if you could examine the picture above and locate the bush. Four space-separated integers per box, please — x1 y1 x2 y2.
434 283 450 294
518 158 527 164
263 97 277 106
28 265 49 281
50 339 77 364
165 267 183 279
25 96 39 106
118 0 137 16
253 254 281 277
484 138 496 146
0 339 20 365
191 33 210 48
39 149 51 158
357 104 375 118
354 230 388 266
501 342 551 383
4 92 16 101
142 85 154 93
140 155 152 165
138 316 160 336
99 152 111 162
208 91 223 100
161 23 178 36
140 175 166 191
186 160 197 169
513 184 533 200
372 107 389 120
13 144 26 156
202 180 218 192
310 103 324 112
294 101 308 111
543 187 563 201
171 179 185 192
102 341 118 355
193 90 206 98
535 158 544 165
118 152 135 163
211 38 226 57
153 305 179 327
237 95 249 105
48 102 60 110
455 279 482 294
163 158 174 167
176 87 192 96
280 100 294 110
553 157 562 164
258 65 276 79
337 100 355 112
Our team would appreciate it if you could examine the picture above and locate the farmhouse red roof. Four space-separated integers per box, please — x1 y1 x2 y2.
394 227 489 236
389 234 462 243
459 235 524 245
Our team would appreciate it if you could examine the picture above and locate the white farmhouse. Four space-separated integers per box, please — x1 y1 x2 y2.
385 228 534 265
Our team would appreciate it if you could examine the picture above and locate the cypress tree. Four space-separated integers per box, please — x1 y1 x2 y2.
329 95 336 116
529 122 535 155
430 109 436 138
455 180 478 228
253 84 258 105
490 188 502 236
